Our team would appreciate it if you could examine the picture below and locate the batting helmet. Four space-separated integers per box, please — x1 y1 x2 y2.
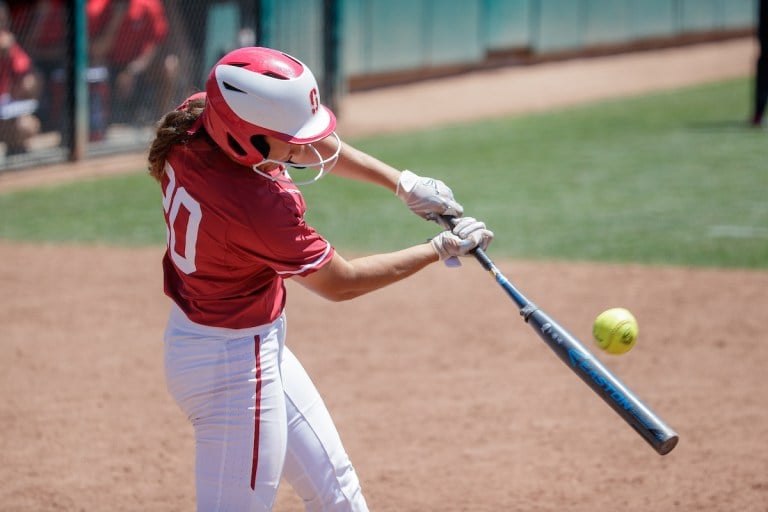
202 47 337 167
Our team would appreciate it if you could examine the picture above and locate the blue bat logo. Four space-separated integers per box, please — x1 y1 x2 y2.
540 322 666 441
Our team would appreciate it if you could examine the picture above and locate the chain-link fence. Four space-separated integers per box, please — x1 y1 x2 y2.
0 0 757 173
0 0 335 172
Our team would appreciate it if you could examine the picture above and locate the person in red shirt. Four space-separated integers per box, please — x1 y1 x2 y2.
88 0 177 125
0 0 41 155
10 0 67 67
147 47 493 511
8 0 68 133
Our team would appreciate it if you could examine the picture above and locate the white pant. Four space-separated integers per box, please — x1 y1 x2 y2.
164 305 369 512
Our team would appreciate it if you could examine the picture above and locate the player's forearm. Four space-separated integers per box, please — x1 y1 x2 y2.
343 244 439 296
297 243 439 301
320 138 401 191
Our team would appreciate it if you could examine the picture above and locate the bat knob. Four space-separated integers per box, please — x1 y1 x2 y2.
657 434 679 456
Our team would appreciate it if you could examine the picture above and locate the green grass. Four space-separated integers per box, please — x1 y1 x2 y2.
0 173 161 245
1 77 766 268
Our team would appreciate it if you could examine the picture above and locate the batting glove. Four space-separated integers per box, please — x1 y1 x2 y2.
430 216 494 261
396 170 464 220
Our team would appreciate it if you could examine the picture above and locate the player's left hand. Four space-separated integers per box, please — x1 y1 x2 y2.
396 169 464 220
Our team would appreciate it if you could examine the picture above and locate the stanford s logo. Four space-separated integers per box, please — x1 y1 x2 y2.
309 88 319 114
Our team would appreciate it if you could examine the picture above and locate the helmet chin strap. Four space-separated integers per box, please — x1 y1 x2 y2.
251 132 341 185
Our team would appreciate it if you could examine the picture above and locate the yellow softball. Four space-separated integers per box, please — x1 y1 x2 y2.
592 307 638 355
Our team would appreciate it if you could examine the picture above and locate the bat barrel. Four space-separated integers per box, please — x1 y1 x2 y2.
526 309 679 455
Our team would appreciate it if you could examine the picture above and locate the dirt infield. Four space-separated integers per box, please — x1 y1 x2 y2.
2 38 767 511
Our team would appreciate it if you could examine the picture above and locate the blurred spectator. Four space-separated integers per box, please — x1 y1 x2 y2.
14 0 121 140
88 0 179 126
9 0 67 133
753 0 767 127
0 1 41 155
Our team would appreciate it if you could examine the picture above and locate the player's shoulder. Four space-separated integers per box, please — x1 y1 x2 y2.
168 144 304 216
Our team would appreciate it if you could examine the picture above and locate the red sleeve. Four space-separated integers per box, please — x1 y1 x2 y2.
226 176 335 277
249 214 335 277
140 0 168 43
10 44 33 76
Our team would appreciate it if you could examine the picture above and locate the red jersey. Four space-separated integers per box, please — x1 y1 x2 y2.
87 0 168 66
160 136 334 329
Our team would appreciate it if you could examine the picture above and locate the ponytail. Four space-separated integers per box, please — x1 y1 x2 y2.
147 97 206 181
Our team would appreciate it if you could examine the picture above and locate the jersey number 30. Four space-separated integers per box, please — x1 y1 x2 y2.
162 163 201 274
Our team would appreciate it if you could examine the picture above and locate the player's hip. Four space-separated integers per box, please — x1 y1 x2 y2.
163 303 287 421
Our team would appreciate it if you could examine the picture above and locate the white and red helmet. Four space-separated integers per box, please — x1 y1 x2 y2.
202 47 337 169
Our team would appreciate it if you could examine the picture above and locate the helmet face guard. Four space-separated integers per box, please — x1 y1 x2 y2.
202 47 337 169
251 132 342 185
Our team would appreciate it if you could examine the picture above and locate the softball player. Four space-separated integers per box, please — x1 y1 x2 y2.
147 46 493 512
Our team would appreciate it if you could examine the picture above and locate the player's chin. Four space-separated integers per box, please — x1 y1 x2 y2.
257 163 281 173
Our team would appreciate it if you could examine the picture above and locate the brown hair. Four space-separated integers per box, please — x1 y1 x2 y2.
147 97 206 181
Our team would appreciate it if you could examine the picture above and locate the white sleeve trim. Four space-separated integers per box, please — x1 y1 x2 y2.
274 241 332 276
